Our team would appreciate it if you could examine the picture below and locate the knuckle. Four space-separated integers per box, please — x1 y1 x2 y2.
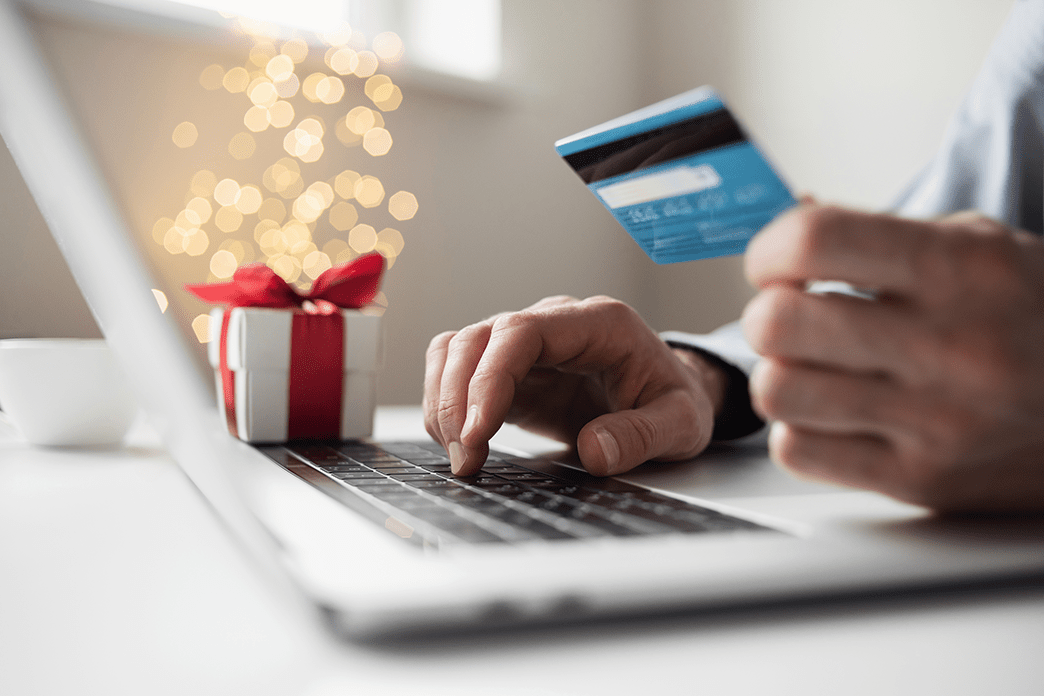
446 322 489 354
583 295 637 322
742 287 801 356
626 411 661 456
908 231 949 293
489 310 530 336
426 330 455 356
768 425 807 476
435 396 465 427
748 359 788 419
532 294 578 308
929 220 1024 304
788 205 841 265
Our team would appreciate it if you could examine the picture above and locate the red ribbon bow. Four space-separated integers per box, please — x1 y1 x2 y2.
186 253 384 440
185 251 384 310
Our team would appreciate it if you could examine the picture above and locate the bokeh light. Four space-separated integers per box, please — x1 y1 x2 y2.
322 238 354 265
329 201 359 231
334 170 361 199
269 254 302 283
377 227 404 255
265 54 294 82
248 80 279 108
303 250 333 279
268 100 295 128
345 106 376 135
372 32 405 62
354 176 385 208
152 217 174 244
249 41 276 68
235 185 263 214
348 223 377 253
222 66 249 93
375 227 404 268
281 38 309 64
353 50 379 77
192 313 212 343
274 74 301 99
184 228 209 256
373 84 403 111
258 197 287 223
244 105 270 132
167 26 418 342
219 238 254 265
335 119 362 146
215 206 244 232
283 118 325 162
316 76 345 104
214 178 241 207
363 127 392 156
327 46 356 76
199 64 225 90
172 121 198 148
364 75 391 101
228 131 257 159
263 158 302 197
388 191 418 220
190 170 217 198
186 197 213 224
301 72 326 103
152 288 169 313
210 249 238 278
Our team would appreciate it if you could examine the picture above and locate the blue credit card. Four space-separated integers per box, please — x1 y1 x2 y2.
555 87 796 264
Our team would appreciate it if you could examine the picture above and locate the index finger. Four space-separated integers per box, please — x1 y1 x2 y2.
457 298 653 470
745 204 934 297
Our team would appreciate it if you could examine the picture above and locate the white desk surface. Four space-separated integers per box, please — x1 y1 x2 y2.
2 407 1043 696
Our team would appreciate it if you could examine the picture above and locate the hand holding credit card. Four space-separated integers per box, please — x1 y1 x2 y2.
555 86 796 263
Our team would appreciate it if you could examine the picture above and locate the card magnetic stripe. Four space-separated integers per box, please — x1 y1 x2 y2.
558 107 744 183
554 94 726 157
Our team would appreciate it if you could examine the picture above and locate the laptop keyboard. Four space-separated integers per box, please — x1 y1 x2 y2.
258 440 772 546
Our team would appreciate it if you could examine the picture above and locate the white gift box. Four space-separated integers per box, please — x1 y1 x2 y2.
208 306 381 443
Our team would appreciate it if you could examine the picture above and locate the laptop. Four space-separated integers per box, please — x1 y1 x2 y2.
2 0 1043 639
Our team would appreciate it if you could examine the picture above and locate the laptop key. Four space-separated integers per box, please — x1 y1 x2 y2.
320 463 374 474
328 470 390 480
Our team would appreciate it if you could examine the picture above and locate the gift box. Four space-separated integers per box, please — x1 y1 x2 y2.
188 253 386 444
207 306 381 442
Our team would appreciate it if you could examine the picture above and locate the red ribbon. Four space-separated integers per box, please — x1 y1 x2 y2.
186 253 384 440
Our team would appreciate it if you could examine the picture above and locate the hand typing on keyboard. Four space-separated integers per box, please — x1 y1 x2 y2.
423 295 728 476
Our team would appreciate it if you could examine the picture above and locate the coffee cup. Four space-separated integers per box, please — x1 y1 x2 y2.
0 339 138 447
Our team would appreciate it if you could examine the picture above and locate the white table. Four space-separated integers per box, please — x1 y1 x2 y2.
2 407 1043 696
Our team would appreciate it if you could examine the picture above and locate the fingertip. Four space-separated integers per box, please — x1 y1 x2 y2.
592 427 620 475
460 404 480 444
448 439 490 477
576 425 623 477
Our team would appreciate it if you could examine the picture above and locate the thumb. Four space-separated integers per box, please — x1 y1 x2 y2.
576 389 713 476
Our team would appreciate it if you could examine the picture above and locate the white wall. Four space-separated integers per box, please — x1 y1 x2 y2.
0 0 1018 405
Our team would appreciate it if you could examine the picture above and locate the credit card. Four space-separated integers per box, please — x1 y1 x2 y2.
555 86 796 264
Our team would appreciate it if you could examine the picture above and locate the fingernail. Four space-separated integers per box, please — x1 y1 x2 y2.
462 405 479 440
593 427 619 474
448 441 468 475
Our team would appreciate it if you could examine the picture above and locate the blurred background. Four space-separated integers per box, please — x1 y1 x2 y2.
0 0 1017 405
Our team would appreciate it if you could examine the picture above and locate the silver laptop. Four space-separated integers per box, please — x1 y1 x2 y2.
3 0 1042 639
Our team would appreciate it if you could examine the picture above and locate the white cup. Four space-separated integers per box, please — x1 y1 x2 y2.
0 339 138 447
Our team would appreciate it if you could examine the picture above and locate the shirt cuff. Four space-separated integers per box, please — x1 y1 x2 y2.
660 325 765 441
